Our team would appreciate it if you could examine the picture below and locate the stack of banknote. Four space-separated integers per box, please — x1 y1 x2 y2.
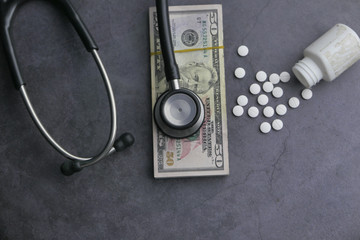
149 4 229 178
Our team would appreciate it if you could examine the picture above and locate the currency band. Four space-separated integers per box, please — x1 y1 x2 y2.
151 46 224 56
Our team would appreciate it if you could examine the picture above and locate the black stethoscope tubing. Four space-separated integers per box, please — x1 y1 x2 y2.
0 0 134 175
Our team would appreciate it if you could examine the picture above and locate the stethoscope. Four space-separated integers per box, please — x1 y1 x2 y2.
154 0 205 139
1 0 203 176
0 0 134 176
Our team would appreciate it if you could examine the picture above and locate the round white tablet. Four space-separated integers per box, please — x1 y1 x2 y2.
260 122 271 134
288 97 300 109
301 89 313 100
272 87 283 98
249 83 261 95
275 104 287 116
263 106 275 118
263 81 274 93
237 45 249 57
257 94 269 106
237 95 248 106
272 119 284 131
280 72 291 83
256 71 267 82
269 73 280 84
248 106 259 118
232 105 244 117
234 67 246 79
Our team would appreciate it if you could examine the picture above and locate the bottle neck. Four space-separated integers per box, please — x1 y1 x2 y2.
292 57 323 88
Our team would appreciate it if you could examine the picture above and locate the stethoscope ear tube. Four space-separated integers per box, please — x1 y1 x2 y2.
156 0 180 81
0 0 98 90
55 0 98 51
1 0 135 176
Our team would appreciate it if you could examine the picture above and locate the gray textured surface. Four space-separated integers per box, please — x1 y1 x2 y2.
1 0 360 239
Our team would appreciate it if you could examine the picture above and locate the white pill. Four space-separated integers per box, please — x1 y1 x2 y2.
257 94 269 106
272 87 284 98
237 45 249 57
249 83 261 95
269 73 280 84
263 106 275 118
301 89 313 100
256 71 267 82
248 106 259 118
260 122 272 134
233 105 244 117
272 119 284 131
234 67 246 79
280 72 291 83
288 97 300 109
237 95 248 106
275 104 287 116
262 81 274 93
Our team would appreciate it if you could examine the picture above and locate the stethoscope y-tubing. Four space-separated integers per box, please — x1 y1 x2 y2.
156 0 180 82
19 50 117 167
0 0 130 172
1 0 98 89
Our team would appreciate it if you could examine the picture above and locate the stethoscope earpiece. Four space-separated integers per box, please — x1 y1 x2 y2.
113 133 135 152
61 132 135 176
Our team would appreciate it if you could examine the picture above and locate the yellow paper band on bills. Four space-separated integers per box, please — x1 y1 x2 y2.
150 46 224 56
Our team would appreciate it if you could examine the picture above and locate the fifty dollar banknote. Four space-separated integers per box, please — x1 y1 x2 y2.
149 4 229 178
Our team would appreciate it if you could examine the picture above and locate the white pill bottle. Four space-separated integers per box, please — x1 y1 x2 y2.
292 24 360 88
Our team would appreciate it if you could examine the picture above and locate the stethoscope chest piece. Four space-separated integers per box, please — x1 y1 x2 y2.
154 0 205 139
154 88 204 139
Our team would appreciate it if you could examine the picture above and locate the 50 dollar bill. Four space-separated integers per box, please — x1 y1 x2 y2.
149 4 229 178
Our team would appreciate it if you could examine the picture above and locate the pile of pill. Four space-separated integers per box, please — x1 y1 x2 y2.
233 45 313 134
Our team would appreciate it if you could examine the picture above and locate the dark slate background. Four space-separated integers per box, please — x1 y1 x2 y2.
1 0 360 239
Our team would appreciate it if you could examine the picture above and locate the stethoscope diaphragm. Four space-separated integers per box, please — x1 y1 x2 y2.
154 88 204 138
